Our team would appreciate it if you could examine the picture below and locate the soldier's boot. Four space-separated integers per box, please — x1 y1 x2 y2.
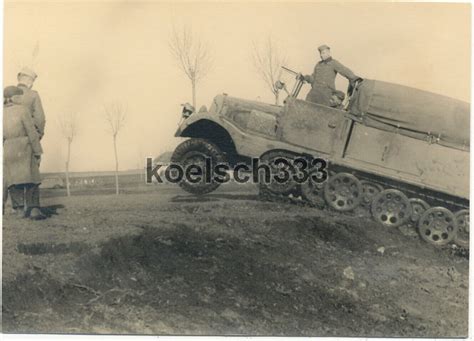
3 180 7 215
15 207 26 218
9 185 26 218
29 207 46 220
25 185 46 220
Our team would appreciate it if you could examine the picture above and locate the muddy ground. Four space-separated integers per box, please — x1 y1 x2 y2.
2 182 469 336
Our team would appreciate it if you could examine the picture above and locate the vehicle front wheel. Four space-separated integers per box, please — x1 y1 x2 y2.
170 138 226 195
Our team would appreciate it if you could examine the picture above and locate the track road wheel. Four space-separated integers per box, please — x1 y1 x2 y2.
418 207 458 246
454 209 469 249
360 181 383 209
408 198 430 225
170 138 225 195
258 151 297 196
323 173 362 211
300 171 325 207
371 189 412 227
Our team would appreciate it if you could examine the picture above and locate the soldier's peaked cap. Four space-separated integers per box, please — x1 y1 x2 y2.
318 44 330 52
4 86 24 98
18 67 37 80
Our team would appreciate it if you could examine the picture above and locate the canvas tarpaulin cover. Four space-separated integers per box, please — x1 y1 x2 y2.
347 79 470 149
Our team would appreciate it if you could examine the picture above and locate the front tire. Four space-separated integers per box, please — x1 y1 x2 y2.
171 138 225 195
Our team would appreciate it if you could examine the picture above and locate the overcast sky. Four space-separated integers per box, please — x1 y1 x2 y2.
4 1 470 173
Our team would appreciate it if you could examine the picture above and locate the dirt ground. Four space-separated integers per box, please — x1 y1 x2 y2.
2 182 469 336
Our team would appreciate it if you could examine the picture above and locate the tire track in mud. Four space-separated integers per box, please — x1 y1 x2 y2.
2 198 468 336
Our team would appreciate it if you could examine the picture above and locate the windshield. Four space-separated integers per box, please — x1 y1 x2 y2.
277 66 361 110
278 67 304 99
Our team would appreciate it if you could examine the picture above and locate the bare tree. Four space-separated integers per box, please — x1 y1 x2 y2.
31 41 40 64
58 112 78 197
14 40 40 77
104 102 126 195
169 25 213 109
251 36 288 105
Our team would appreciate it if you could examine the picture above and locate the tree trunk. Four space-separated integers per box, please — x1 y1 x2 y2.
274 91 279 105
113 135 119 195
191 78 197 110
65 139 71 197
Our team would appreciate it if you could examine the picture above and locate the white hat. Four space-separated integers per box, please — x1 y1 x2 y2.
18 67 38 80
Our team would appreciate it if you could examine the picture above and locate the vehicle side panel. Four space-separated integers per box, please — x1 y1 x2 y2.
221 96 282 139
343 123 469 199
278 99 348 155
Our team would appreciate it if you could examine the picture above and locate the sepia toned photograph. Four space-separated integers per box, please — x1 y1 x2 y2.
2 1 470 337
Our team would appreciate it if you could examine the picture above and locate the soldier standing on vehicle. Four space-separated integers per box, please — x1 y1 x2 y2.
10 67 46 219
301 45 360 106
3 86 44 219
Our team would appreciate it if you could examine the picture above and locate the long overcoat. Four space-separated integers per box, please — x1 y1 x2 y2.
17 84 46 138
3 101 43 186
304 57 358 106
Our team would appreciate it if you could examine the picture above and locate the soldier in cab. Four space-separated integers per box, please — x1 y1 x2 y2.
329 90 346 109
300 45 360 107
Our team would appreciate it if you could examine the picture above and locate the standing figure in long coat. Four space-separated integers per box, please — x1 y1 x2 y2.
303 45 360 106
17 67 46 138
12 67 46 219
3 86 44 219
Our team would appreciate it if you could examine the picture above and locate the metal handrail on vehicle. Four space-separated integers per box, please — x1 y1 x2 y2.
281 66 304 98
342 78 363 110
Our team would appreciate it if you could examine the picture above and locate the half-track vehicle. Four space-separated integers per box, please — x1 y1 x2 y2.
171 68 470 248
